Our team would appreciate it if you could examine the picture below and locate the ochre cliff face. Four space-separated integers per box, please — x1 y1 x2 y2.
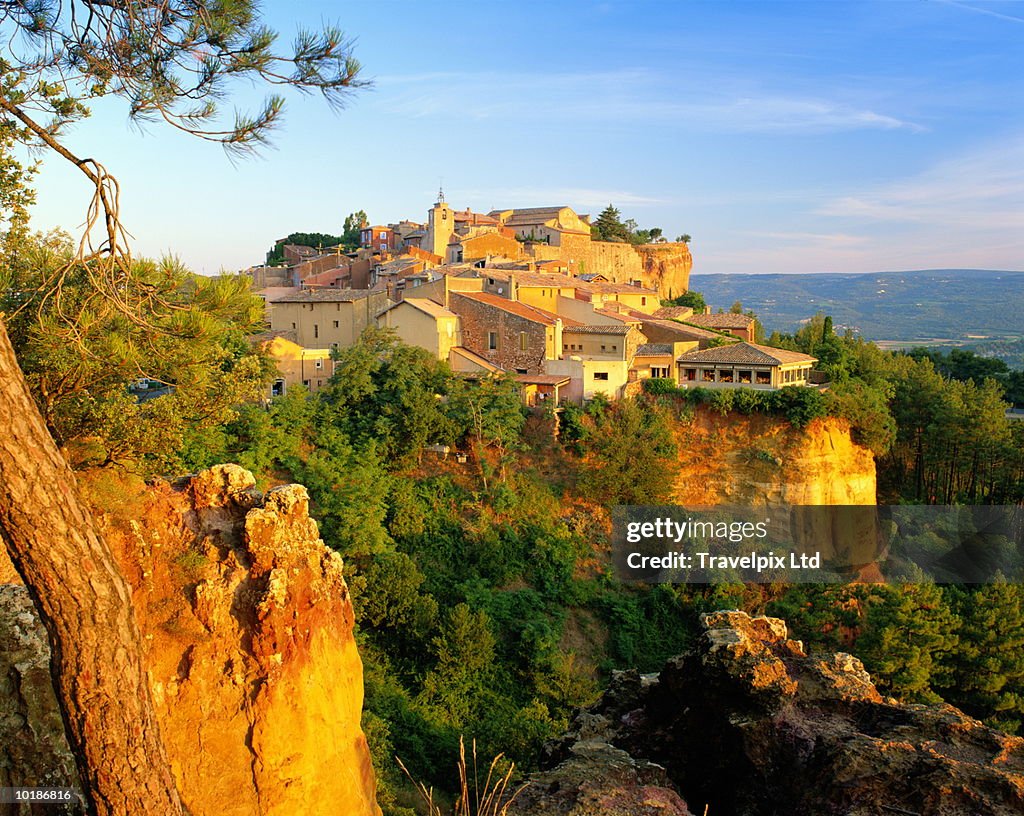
1 465 380 816
671 408 876 506
635 243 692 300
583 241 692 299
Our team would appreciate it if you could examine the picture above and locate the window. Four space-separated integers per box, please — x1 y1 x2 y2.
272 379 285 397
516 368 527 374
702 368 716 382
313 324 319 338
683 368 697 382
302 379 310 387
641 296 647 306
563 344 569 351
331 342 339 350
612 345 617 351
593 372 609 381
333 320 339 328
738 370 752 384
488 332 498 351
756 370 771 385
519 332 528 351
315 358 323 369
488 278 494 285
652 366 670 378
720 370 734 383
601 344 606 351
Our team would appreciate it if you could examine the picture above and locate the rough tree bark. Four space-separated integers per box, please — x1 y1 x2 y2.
0 317 183 816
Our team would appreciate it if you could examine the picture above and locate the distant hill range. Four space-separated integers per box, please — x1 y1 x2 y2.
690 269 1024 358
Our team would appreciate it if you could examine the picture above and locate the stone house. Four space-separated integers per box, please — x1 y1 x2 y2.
686 312 757 342
269 289 391 350
448 291 563 374
376 298 461 361
256 333 336 397
676 342 817 389
360 225 396 254
447 228 522 264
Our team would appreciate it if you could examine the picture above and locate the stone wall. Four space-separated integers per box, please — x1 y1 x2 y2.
449 293 550 373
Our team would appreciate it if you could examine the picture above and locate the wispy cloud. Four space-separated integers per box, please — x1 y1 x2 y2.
818 138 1024 230
698 138 1024 273
934 0 1024 25
372 69 922 134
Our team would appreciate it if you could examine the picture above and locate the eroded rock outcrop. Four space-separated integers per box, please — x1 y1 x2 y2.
0 586 80 816
672 408 877 506
522 611 1024 816
0 465 379 816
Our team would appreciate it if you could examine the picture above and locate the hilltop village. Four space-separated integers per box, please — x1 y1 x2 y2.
246 195 819 404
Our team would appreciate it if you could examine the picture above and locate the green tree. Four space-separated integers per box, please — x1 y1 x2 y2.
946 581 1024 733
266 231 345 263
3 234 271 471
856 583 959 703
663 290 707 313
342 210 369 248
319 327 454 465
824 379 896 456
419 604 497 728
445 375 525 488
592 204 629 242
578 398 678 504
0 3 366 812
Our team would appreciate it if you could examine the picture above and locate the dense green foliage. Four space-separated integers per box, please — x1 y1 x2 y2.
1 229 273 471
662 290 707 312
766 313 1023 499
266 232 345 264
642 379 829 429
264 212 373 263
907 347 1024 407
590 204 670 245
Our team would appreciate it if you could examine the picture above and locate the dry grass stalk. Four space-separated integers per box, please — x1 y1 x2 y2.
397 736 528 816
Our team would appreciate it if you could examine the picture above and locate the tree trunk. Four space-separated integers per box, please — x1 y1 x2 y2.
0 319 183 816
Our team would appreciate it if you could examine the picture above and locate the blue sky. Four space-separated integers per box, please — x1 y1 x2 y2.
22 0 1024 275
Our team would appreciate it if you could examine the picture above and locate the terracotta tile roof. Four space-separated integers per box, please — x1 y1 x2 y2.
593 307 643 324
676 342 817 366
635 343 674 356
640 319 727 341
276 289 381 303
379 298 457 320
484 269 577 288
449 347 504 372
256 286 301 301
563 324 633 335
686 313 756 329
653 305 694 320
452 291 560 325
250 329 298 345
575 280 659 295
515 374 571 386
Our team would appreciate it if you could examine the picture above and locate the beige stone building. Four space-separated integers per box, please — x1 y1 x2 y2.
686 312 757 342
269 289 391 349
676 342 817 389
376 298 461 361
257 333 336 397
